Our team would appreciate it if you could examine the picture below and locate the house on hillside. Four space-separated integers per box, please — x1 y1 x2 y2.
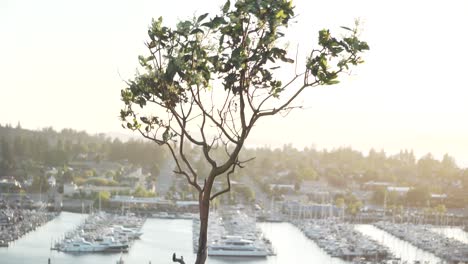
430 193 447 203
282 200 341 218
121 167 147 187
63 182 78 196
0 177 22 192
46 167 58 176
269 184 294 191
82 185 132 195
362 181 392 190
300 180 329 194
387 186 411 196
48 176 56 187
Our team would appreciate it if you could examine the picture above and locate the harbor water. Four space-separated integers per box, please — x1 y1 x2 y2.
3 212 466 264
432 226 468 244
0 212 347 264
355 224 441 263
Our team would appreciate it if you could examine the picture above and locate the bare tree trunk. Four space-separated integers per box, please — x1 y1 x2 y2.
195 195 210 264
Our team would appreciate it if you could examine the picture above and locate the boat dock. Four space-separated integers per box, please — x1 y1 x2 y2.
192 209 275 257
374 221 468 263
295 219 393 262
0 209 57 247
51 212 145 253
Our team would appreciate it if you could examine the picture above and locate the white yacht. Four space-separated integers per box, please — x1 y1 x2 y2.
61 237 107 252
208 235 268 257
112 225 143 239
95 236 129 252
152 212 176 219
177 213 196 219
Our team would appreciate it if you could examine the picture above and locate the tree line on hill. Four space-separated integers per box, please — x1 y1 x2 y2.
0 124 167 182
1 124 467 208
234 145 468 208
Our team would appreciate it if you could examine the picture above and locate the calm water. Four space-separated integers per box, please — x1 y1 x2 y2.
258 223 347 264
0 212 349 264
432 227 468 244
2 212 452 264
0 212 87 264
355 224 441 263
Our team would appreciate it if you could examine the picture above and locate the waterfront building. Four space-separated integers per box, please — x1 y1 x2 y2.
63 182 78 196
0 177 22 192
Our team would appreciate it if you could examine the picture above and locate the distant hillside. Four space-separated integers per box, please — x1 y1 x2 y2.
0 124 168 177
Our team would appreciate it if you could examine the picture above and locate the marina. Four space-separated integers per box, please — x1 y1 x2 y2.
356 224 442 264
294 219 392 262
2 211 468 263
0 212 348 264
192 209 275 257
432 226 468 244
52 212 145 253
374 222 468 263
0 209 57 247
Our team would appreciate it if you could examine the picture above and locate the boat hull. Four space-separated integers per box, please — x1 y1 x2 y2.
208 249 268 257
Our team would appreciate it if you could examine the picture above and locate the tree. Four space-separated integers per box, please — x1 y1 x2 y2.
439 153 458 179
417 153 439 179
335 197 345 219
119 0 368 263
150 163 161 178
406 186 430 206
95 191 111 209
294 180 300 192
0 136 15 173
298 166 318 181
31 175 50 193
372 187 387 205
433 203 446 225
346 200 362 216
133 185 156 197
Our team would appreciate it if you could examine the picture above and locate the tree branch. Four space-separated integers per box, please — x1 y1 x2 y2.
172 253 185 264
167 141 201 192
210 163 235 201
189 84 239 144
255 78 319 120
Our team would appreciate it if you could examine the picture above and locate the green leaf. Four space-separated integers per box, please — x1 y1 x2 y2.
358 41 370 51
222 0 230 13
197 13 209 23
147 41 156 49
166 59 177 80
162 127 170 142
190 28 204 35
212 16 227 27
318 29 330 46
202 16 226 29
281 57 294 63
340 26 352 31
140 117 149 124
276 10 286 19
326 80 340 85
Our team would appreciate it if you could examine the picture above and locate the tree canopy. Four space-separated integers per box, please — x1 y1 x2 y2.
120 0 368 195
119 0 368 263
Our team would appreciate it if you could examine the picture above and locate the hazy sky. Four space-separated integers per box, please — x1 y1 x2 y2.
1 0 467 166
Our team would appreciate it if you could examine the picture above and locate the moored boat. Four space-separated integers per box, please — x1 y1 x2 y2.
208 235 268 257
0 240 8 247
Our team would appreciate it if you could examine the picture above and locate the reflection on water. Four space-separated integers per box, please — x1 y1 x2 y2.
355 224 441 263
0 213 198 264
259 223 348 264
0 212 350 264
0 212 87 264
4 213 455 264
432 227 468 244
